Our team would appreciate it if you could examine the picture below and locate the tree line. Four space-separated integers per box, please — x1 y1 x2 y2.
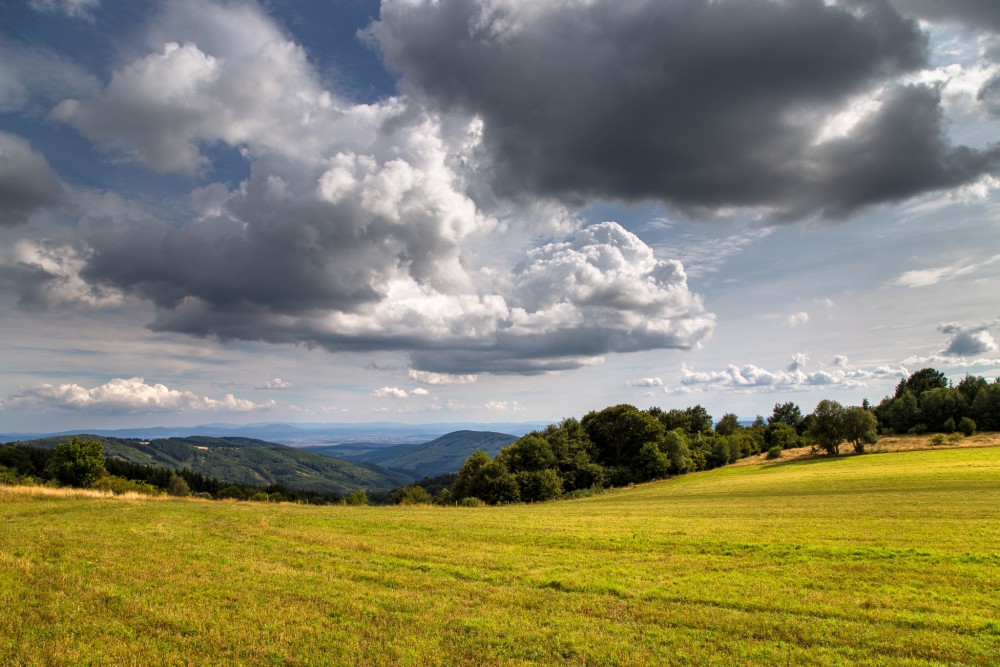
441 368 999 505
0 437 345 504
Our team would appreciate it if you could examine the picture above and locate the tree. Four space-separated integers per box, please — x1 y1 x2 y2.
842 406 878 454
167 473 191 497
765 422 799 450
714 413 741 436
808 400 845 455
972 384 1000 431
452 450 493 501
956 374 988 405
895 368 948 398
582 404 664 467
46 437 106 487
393 485 433 505
768 402 803 432
919 388 967 432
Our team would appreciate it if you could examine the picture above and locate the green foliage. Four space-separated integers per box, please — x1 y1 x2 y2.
167 473 191 497
457 496 486 507
842 406 878 454
344 489 368 506
768 402 803 432
392 485 433 505
895 367 948 398
435 488 453 505
973 384 1000 431
930 433 947 446
809 400 846 456
46 437 106 488
959 417 977 437
583 404 665 466
765 422 799 450
92 475 161 496
919 388 967 433
218 485 246 500
714 413 741 436
766 446 783 460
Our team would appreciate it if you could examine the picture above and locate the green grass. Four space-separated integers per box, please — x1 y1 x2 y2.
2 447 998 666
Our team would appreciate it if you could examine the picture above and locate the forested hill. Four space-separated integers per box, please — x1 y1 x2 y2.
309 430 519 478
10 435 414 495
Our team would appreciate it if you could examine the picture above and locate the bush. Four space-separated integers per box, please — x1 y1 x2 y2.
947 432 964 443
46 437 106 487
218 485 246 500
344 489 368 506
193 491 213 500
930 433 946 446
958 417 976 437
766 446 782 460
393 485 433 505
167 473 191 497
458 496 486 507
92 475 161 496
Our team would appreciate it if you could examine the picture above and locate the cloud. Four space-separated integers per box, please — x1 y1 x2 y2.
627 377 665 388
27 0 99 21
482 400 525 412
888 0 1000 32
369 0 997 218
410 387 430 396
0 132 64 226
939 322 999 357
40 1 712 376
408 369 477 385
787 312 810 328
372 386 409 398
256 378 293 390
0 377 272 413
680 357 908 392
0 239 123 308
787 353 808 372
889 254 1000 287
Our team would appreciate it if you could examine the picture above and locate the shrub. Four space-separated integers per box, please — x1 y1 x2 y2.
193 491 213 500
248 491 269 502
344 489 368 506
958 417 976 437
46 437 106 487
947 432 963 443
218 485 246 500
458 496 486 507
92 475 161 496
394 485 433 505
167 473 191 497
766 446 782 460
942 417 956 434
930 433 946 446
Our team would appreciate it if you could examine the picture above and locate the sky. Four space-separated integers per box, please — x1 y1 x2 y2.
1 0 998 433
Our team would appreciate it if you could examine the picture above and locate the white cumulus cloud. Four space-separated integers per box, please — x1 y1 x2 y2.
0 377 272 413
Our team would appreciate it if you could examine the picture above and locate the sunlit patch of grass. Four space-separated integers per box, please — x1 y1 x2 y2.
2 447 998 665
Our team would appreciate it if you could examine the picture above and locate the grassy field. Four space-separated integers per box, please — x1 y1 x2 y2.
2 447 998 666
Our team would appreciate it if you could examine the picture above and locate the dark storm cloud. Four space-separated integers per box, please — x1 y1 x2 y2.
370 0 997 217
888 0 1000 32
0 132 64 226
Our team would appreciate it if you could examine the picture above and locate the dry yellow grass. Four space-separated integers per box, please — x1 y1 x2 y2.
733 431 1000 466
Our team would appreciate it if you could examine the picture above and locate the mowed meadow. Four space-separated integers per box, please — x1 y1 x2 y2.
3 447 999 666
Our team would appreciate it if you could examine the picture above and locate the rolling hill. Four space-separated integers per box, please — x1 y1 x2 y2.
307 430 519 477
11 434 414 495
2 446 997 664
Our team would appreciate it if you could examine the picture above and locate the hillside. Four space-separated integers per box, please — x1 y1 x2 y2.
11 435 413 495
317 430 519 477
2 446 997 665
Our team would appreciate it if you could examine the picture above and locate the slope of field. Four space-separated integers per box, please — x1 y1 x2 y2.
2 447 998 665
11 435 414 494
331 430 519 477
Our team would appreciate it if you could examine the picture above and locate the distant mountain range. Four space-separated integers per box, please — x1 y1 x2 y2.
6 429 528 494
304 430 519 478
11 434 413 495
0 421 546 447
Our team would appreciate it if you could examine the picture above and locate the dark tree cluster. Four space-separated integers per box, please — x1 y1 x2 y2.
0 440 344 504
875 369 997 435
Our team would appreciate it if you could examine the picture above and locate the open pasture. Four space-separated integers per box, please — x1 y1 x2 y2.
2 447 998 665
